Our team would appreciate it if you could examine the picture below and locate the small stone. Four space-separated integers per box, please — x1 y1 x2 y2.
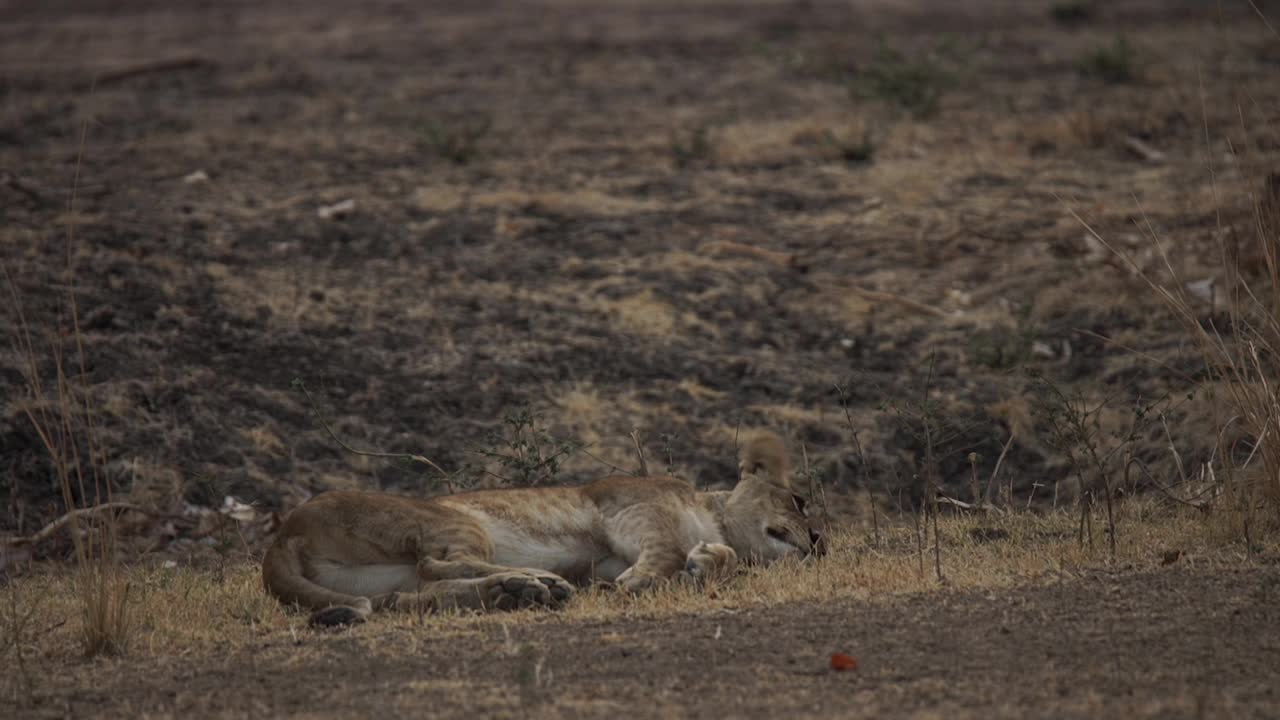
318 198 356 220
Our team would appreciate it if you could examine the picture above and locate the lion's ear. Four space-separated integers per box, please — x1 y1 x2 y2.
737 431 791 490
735 464 792 493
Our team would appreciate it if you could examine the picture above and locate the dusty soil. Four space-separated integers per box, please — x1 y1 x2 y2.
3 0 1277 541
5 565 1278 718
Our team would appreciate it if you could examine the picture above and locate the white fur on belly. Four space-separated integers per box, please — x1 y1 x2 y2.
447 502 608 578
486 524 601 577
310 561 418 597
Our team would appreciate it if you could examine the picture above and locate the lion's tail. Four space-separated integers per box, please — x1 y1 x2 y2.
263 536 373 627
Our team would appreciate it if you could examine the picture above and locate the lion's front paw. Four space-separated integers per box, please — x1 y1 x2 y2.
684 542 738 583
483 572 575 611
615 566 662 594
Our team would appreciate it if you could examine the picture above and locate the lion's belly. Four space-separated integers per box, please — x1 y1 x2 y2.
439 493 614 581
487 524 612 581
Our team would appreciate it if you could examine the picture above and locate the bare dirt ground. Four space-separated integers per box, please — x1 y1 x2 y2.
6 563 1280 719
3 0 1280 717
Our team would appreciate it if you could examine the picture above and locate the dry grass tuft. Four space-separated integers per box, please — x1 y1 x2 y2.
3 123 133 657
1073 153 1280 547
6 269 134 657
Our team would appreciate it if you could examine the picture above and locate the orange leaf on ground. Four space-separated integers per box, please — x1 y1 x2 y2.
829 653 858 671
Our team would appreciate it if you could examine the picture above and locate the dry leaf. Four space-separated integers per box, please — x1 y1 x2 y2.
830 652 858 671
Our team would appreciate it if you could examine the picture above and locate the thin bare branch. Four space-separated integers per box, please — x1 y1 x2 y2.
981 433 1016 505
2 503 154 549
294 379 447 476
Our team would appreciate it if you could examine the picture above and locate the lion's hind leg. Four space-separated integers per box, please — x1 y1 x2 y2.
393 557 575 613
387 572 568 614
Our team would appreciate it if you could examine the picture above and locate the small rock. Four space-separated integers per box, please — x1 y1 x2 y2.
181 170 210 184
318 198 356 220
221 495 258 523
1031 340 1056 359
1186 278 1214 304
1122 136 1164 163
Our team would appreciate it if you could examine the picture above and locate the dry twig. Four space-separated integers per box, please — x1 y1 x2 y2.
294 378 447 476
982 433 1016 505
92 56 215 87
2 502 152 550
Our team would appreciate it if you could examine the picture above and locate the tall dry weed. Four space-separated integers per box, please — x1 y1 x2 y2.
4 125 132 655
1073 169 1280 546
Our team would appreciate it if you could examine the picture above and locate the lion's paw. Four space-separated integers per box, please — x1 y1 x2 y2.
615 567 664 594
684 542 738 582
483 572 574 611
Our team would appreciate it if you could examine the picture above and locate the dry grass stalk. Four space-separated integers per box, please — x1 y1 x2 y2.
835 383 881 548
798 443 831 542
4 583 35 705
1066 161 1280 543
629 429 650 476
920 355 944 581
7 265 133 657
3 120 133 657
981 433 1016 506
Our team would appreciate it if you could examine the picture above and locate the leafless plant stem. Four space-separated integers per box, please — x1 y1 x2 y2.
294 378 447 476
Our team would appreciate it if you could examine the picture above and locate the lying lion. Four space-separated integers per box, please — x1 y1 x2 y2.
263 431 823 626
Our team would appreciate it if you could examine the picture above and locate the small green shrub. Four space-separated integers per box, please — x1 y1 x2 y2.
854 40 953 119
671 125 714 169
466 407 579 487
1079 36 1139 84
419 116 492 164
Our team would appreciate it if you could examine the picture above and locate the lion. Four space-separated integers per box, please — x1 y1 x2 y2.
262 431 823 626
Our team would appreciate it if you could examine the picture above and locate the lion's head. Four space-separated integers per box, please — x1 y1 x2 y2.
721 432 825 563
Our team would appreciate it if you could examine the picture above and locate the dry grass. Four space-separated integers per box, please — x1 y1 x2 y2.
3 502 1267 672
7 290 137 660
2 101 136 659
6 294 134 658
1071 70 1280 545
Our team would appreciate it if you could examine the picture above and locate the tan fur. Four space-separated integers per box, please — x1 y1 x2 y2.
738 430 789 485
263 431 821 625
